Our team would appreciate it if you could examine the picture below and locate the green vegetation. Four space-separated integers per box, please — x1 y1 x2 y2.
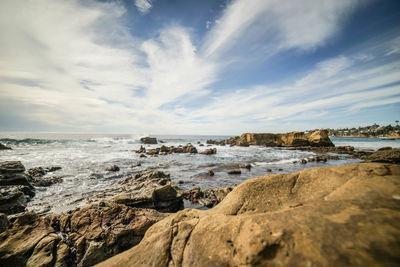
327 122 400 138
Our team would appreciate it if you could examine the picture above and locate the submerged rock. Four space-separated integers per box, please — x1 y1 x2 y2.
140 137 157 144
0 204 167 267
97 163 400 267
105 165 120 172
228 169 241 175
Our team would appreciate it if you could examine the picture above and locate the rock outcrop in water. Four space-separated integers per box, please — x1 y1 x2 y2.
96 163 400 267
140 137 157 144
93 170 184 213
27 166 63 187
0 161 35 215
207 129 334 147
0 143 11 150
363 147 400 164
0 204 167 267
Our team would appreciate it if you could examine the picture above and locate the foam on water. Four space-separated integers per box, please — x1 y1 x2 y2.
1 133 393 214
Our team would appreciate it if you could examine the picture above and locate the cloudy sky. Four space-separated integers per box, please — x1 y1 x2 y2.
0 0 399 135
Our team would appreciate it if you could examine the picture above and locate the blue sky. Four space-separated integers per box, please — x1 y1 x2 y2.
0 0 399 135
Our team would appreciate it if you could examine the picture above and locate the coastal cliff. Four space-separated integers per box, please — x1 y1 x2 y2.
96 163 400 267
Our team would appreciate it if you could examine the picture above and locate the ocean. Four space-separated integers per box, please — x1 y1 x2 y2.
1 133 399 215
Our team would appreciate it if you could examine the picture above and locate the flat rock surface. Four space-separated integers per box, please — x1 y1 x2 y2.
96 163 400 267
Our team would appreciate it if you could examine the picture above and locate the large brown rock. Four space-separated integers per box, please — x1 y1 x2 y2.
96 163 400 267
0 204 167 267
240 129 334 147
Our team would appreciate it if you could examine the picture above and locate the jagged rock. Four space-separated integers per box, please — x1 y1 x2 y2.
200 148 216 155
98 171 184 213
183 186 235 208
0 143 11 150
135 145 146 154
27 166 62 178
140 137 157 144
363 147 400 164
0 213 9 233
0 204 167 267
97 163 400 267
0 162 34 215
32 176 63 187
106 165 120 172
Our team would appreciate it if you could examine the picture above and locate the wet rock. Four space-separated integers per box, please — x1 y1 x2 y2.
27 166 62 178
103 171 183 213
277 168 283 171
183 186 235 208
0 213 8 233
139 154 147 158
0 162 34 215
130 162 141 168
301 159 307 164
0 143 11 150
0 204 167 267
364 147 400 164
97 163 400 267
135 145 146 154
199 144 204 147
32 176 63 187
377 146 392 151
178 180 184 185
243 163 251 170
200 148 217 155
207 170 214 176
266 168 272 172
106 165 120 172
140 137 157 144
228 170 241 175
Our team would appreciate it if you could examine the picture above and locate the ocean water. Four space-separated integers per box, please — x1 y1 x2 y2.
1 133 397 215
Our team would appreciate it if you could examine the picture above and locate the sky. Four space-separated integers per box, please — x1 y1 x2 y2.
0 0 399 135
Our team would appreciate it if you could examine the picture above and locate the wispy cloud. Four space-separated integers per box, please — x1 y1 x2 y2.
135 0 152 14
0 0 398 134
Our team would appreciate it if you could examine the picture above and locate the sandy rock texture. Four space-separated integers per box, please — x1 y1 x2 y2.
97 163 400 267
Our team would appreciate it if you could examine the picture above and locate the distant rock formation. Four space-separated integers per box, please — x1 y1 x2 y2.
140 137 157 144
208 129 334 147
97 163 400 267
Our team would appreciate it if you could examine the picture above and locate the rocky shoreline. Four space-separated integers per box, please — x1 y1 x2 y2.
0 133 400 266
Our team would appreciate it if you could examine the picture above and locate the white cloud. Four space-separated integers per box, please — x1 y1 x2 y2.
202 0 362 58
135 0 152 14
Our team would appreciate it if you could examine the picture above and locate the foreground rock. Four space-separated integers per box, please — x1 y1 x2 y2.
97 163 400 267
0 204 167 267
0 161 34 214
0 143 11 150
93 170 184 213
140 137 157 144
